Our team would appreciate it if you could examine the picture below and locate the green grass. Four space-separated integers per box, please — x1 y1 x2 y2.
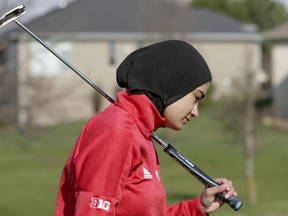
0 107 288 216
0 122 84 216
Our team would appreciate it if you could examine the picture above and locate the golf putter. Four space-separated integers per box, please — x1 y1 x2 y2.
0 5 243 211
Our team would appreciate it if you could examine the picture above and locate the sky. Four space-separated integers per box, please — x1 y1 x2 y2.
1 0 288 15
0 0 76 32
278 0 288 8
0 0 75 22
1 0 288 25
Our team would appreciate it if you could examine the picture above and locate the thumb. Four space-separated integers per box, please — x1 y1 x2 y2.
200 184 227 208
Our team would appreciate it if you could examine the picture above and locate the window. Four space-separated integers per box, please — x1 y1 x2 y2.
29 41 72 76
137 41 144 49
108 41 116 65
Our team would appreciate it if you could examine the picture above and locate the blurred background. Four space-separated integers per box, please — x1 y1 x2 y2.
0 0 288 215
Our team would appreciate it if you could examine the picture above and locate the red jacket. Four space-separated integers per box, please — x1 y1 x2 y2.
55 91 206 216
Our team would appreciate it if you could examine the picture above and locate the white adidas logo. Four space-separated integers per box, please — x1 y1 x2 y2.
143 167 153 179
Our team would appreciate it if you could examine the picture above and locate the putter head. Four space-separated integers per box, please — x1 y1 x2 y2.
0 5 26 29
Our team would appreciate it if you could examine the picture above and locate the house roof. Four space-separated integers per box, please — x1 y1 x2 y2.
2 0 260 41
25 0 245 32
263 21 288 40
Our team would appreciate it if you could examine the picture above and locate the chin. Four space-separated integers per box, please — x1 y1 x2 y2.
164 121 183 131
170 124 183 131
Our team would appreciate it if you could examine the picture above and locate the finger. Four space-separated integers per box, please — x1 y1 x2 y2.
214 178 238 199
214 178 230 186
207 184 228 197
200 186 225 210
224 188 238 199
215 178 235 191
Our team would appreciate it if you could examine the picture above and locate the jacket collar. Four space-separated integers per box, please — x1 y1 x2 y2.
114 91 165 138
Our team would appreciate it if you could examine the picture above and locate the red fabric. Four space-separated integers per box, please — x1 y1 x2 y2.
55 91 206 216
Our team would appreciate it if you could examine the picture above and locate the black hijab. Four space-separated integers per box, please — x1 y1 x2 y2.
116 40 212 115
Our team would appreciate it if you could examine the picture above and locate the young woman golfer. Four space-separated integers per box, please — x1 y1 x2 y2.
55 40 238 216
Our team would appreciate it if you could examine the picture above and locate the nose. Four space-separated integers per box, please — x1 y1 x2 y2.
191 103 199 118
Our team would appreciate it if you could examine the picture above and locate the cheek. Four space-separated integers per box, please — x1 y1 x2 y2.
163 119 183 130
163 108 184 130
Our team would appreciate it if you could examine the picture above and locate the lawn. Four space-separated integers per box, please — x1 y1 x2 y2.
0 106 287 216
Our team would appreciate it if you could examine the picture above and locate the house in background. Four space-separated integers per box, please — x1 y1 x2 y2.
264 21 288 119
0 0 262 126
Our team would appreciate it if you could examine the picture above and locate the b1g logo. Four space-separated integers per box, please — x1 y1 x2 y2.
90 197 111 211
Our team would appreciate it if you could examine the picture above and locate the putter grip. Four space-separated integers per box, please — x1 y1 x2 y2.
164 144 243 211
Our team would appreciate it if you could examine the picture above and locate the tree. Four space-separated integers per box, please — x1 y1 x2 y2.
0 1 35 127
191 0 288 31
243 48 257 205
191 0 288 85
213 48 259 205
0 1 79 129
0 44 18 127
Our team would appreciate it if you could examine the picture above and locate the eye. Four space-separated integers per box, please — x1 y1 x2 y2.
194 95 201 102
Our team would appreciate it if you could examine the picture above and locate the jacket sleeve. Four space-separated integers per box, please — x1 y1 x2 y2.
71 115 134 216
166 197 208 216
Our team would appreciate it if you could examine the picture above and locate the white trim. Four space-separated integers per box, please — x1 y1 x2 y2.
16 31 262 42
263 32 288 40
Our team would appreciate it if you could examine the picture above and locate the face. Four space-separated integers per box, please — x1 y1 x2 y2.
163 82 210 130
